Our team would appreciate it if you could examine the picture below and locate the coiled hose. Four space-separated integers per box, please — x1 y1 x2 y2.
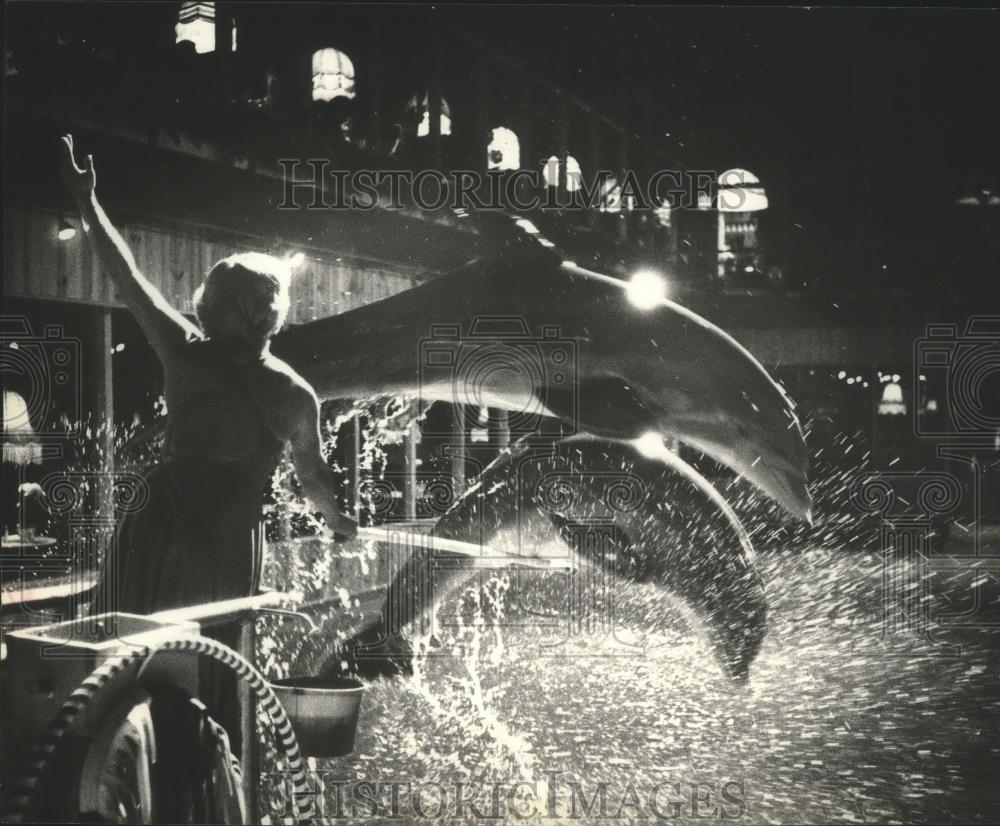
8 634 315 824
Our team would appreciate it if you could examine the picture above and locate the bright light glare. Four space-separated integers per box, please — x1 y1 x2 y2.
487 127 520 171
542 155 582 191
626 270 668 310
879 381 907 416
312 48 357 102
634 431 667 459
717 168 769 212
57 225 77 241
287 252 306 269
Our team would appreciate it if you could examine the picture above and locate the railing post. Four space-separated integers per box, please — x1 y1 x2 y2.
238 615 259 822
403 408 420 521
450 404 467 497
352 414 362 521
488 408 510 451
93 307 114 523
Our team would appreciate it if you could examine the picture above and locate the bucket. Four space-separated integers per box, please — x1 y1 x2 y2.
269 676 365 758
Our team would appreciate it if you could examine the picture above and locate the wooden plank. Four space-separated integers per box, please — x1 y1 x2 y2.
152 590 290 625
1 575 97 607
6 204 421 318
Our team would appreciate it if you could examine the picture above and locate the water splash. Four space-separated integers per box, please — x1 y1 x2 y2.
29 407 1000 824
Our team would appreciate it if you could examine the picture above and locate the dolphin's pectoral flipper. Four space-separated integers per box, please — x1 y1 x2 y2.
338 439 767 681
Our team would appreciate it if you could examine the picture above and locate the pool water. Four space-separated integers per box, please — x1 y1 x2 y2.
264 545 1000 824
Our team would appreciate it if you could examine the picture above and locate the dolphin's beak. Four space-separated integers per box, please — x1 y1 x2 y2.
555 263 812 523
654 304 812 523
672 415 812 525
639 313 813 524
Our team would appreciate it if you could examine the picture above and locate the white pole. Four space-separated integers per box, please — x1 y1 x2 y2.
353 526 569 571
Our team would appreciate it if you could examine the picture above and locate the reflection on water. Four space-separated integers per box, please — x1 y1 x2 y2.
266 546 1000 825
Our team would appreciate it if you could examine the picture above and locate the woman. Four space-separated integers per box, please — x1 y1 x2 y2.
59 133 356 622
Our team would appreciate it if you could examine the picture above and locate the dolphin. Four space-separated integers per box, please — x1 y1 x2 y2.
273 247 811 523
275 249 808 680
322 438 767 681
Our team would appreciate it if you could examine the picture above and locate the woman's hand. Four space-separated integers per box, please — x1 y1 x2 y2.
17 483 50 512
17 482 45 499
59 134 96 205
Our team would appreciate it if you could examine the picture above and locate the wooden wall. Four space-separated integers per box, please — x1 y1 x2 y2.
4 204 423 324
6 203 923 371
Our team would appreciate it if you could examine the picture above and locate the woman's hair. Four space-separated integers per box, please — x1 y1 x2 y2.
193 252 292 352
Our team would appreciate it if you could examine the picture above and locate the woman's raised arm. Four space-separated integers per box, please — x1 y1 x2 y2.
59 134 201 359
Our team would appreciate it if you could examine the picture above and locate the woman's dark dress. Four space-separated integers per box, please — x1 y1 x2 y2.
93 345 286 746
